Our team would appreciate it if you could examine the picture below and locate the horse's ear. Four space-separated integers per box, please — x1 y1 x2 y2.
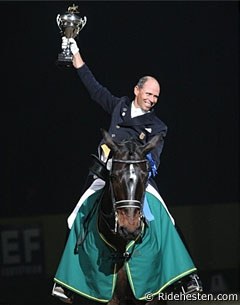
101 128 118 152
141 134 163 155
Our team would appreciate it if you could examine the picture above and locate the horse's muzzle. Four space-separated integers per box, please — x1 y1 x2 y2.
118 226 142 241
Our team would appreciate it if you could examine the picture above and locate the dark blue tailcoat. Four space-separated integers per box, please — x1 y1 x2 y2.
77 64 168 169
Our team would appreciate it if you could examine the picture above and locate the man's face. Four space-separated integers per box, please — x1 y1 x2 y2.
134 79 160 111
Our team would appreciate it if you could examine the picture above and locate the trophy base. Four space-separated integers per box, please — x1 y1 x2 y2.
56 53 73 68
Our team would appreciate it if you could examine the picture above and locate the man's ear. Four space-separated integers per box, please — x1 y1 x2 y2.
134 85 139 97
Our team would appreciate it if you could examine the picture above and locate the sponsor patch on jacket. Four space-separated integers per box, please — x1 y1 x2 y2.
139 132 146 140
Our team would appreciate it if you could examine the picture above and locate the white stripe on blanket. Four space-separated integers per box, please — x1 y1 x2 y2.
67 178 175 229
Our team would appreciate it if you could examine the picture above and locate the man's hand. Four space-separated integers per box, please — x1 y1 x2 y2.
61 36 84 69
61 37 79 55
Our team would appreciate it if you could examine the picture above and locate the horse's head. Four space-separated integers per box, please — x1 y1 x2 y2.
101 129 162 241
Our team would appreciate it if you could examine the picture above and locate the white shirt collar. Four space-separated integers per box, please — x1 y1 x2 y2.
131 101 148 118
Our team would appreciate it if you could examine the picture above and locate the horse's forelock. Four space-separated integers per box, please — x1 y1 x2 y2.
117 140 142 160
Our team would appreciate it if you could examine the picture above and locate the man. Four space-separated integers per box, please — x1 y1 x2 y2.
65 37 167 176
52 37 202 303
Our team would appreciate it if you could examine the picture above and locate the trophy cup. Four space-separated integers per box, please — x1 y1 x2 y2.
56 4 87 67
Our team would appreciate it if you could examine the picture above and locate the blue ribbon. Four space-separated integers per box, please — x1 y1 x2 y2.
146 153 158 178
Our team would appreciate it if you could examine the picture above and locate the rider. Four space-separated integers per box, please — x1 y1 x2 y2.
52 37 203 303
68 36 167 188
63 35 168 233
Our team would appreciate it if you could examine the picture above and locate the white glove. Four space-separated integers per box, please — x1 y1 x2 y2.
61 37 79 55
61 36 68 50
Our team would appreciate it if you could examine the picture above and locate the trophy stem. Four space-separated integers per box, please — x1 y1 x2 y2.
56 42 73 67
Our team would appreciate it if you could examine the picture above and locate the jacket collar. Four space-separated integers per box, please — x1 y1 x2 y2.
120 110 156 127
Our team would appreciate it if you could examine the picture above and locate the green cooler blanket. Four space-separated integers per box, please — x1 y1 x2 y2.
54 190 196 302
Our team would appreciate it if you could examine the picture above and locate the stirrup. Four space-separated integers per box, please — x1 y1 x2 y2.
52 283 74 304
181 273 203 294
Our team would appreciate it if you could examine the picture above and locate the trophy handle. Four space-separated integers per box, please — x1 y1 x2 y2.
80 16 87 30
75 16 87 36
56 14 62 31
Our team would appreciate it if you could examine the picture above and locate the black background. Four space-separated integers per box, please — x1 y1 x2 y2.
0 1 239 303
0 1 239 215
1 1 238 217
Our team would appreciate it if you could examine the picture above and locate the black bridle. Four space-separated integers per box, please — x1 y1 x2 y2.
98 157 149 235
110 158 148 215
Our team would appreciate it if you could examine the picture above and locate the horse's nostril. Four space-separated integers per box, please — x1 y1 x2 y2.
118 227 126 238
118 226 141 241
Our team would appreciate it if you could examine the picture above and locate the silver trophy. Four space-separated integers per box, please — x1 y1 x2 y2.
56 4 87 66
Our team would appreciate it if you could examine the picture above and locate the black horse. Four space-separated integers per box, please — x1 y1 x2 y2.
82 129 164 305
96 130 163 305
99 129 160 242
53 130 201 305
